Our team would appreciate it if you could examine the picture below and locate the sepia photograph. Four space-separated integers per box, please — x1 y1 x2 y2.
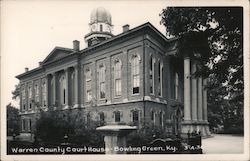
1 0 249 161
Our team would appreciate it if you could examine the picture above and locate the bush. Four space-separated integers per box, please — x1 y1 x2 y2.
127 124 168 147
35 110 104 147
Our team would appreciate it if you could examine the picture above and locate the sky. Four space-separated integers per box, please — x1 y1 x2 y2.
1 0 168 108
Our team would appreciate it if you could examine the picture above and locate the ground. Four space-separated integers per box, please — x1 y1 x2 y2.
202 134 244 154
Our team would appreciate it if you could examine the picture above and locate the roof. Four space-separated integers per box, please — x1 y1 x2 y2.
81 22 172 53
16 22 176 80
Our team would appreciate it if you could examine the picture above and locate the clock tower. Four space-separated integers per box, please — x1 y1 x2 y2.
84 7 113 47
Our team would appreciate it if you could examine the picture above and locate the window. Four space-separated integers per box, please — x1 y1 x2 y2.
100 24 103 32
99 65 106 99
114 60 122 96
99 112 105 126
151 111 155 125
131 55 140 94
114 111 120 122
60 76 66 105
174 73 179 100
22 119 26 131
158 62 163 96
28 86 32 110
28 119 32 131
22 87 26 110
42 82 47 107
35 84 39 103
149 56 154 94
160 111 164 128
132 110 139 124
86 69 92 102
28 86 32 99
87 90 92 102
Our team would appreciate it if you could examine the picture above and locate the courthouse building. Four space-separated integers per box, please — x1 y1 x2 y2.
16 7 210 137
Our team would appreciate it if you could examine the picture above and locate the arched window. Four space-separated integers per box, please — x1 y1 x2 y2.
114 60 122 96
114 111 120 122
149 56 155 94
99 64 106 99
60 76 66 105
86 69 92 102
158 61 163 96
174 73 179 100
131 55 140 94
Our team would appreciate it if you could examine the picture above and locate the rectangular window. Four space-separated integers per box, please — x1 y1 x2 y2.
149 56 154 94
115 112 120 122
22 87 26 111
28 86 32 99
86 69 92 102
99 65 106 99
115 79 121 96
22 119 26 131
132 111 139 123
133 75 139 94
175 73 179 100
35 84 39 95
28 119 32 131
158 63 163 97
87 90 92 101
132 56 140 94
100 82 105 99
114 60 122 97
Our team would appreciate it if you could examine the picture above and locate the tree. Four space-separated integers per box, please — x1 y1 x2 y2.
160 7 243 133
12 83 20 100
7 103 20 136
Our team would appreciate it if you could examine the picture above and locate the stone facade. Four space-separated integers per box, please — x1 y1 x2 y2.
16 8 210 137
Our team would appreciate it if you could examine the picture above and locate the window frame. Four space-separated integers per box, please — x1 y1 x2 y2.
85 68 92 102
131 54 140 95
114 59 122 97
99 64 106 100
149 55 155 95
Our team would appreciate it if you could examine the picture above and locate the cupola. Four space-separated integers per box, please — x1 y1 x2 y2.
84 7 113 47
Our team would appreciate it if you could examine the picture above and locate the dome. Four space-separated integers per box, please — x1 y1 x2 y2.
90 7 112 25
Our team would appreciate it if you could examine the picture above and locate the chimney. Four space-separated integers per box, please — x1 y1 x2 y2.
122 24 130 32
73 40 80 51
25 67 29 72
39 62 42 66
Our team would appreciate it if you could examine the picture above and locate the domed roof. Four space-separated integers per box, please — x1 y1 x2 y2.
90 7 112 25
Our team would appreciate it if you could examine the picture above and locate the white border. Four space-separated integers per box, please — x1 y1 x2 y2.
1 0 249 161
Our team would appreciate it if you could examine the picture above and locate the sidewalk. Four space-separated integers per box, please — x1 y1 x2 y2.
202 134 244 154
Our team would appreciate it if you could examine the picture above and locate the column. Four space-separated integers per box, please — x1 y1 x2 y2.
197 76 203 121
203 78 208 122
184 56 191 121
52 73 57 108
191 62 198 121
74 65 79 107
65 68 69 108
45 76 49 110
